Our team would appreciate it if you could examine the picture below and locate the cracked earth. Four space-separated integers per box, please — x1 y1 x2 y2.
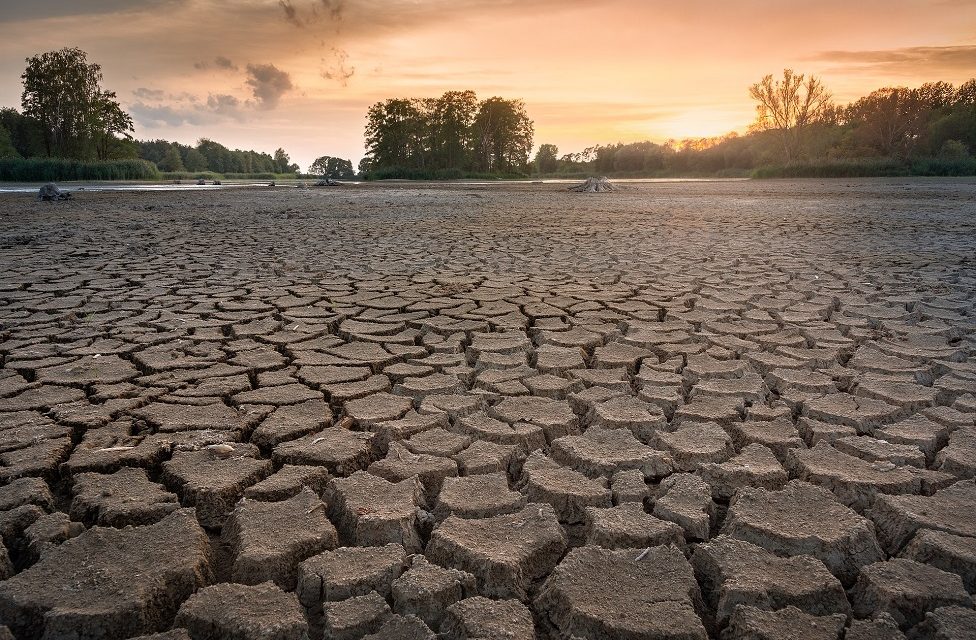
0 179 975 640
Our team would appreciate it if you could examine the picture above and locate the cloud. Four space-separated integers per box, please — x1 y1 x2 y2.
132 87 166 101
319 0 345 22
245 63 294 109
279 0 303 27
322 48 354 87
0 0 187 23
129 102 207 128
129 92 245 128
206 93 243 117
214 55 238 71
813 45 976 77
195 56 239 72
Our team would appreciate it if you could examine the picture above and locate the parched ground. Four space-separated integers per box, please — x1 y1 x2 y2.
0 179 975 640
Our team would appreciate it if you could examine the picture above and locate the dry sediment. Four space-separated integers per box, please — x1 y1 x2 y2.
0 179 975 638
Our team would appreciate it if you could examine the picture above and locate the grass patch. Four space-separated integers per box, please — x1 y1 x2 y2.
0 158 161 181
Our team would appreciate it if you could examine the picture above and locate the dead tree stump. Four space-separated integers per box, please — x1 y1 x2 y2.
569 177 615 193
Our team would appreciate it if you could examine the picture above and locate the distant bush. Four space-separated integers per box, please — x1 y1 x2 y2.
752 157 976 178
0 157 160 181
939 139 970 160
751 159 909 178
909 156 976 176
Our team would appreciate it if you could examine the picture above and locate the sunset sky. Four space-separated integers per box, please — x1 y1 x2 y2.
1 0 975 169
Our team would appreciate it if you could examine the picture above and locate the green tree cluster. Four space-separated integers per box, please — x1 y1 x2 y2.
20 47 134 160
309 156 355 178
134 138 298 175
363 91 534 177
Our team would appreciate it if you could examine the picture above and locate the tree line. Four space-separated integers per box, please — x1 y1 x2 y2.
537 71 976 177
360 91 534 178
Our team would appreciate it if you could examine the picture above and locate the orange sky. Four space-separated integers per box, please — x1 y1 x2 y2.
1 0 975 169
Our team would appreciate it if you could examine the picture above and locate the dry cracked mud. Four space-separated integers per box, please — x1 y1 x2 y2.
0 178 975 639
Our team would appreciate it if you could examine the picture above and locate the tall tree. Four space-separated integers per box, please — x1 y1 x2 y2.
749 69 832 163
182 147 209 172
429 90 478 170
21 47 132 159
273 148 298 173
533 143 558 174
956 79 976 106
916 81 955 110
471 97 534 173
90 91 134 160
364 98 428 170
844 88 927 158
158 146 185 172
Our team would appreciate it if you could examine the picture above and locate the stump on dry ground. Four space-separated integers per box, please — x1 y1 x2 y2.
38 183 71 201
568 177 615 192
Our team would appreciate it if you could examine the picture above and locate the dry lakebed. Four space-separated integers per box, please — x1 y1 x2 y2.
0 178 975 639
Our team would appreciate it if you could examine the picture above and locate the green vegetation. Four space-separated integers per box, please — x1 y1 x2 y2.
135 139 299 176
0 158 159 181
361 91 534 179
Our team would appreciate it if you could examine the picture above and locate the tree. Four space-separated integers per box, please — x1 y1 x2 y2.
749 69 832 163
844 88 927 158
916 81 955 110
533 143 558 174
309 156 355 178
197 138 234 173
428 90 478 170
0 108 45 158
0 125 21 159
956 79 976 106
21 47 132 159
158 146 185 172
471 97 534 173
364 98 428 170
273 148 299 173
91 91 134 160
182 147 208 171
